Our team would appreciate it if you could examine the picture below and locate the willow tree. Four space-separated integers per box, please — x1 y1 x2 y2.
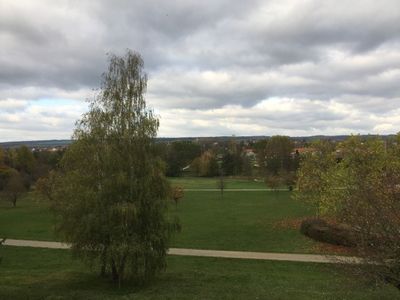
51 50 178 286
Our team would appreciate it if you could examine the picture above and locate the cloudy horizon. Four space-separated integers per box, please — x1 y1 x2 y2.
1 0 400 142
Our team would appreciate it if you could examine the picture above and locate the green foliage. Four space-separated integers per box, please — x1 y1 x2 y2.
0 166 14 191
3 170 26 207
13 146 36 175
222 152 242 176
191 150 219 177
295 134 400 287
0 148 4 166
294 140 337 214
265 136 294 175
163 141 201 177
50 50 178 285
264 174 282 190
241 155 254 177
253 139 268 173
32 149 64 180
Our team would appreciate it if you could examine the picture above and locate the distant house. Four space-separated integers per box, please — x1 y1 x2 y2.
243 148 256 158
291 147 316 158
243 148 258 167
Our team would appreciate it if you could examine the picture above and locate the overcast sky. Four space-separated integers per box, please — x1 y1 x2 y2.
1 0 400 141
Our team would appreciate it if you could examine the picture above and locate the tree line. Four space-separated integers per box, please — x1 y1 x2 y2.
158 135 301 187
0 146 64 206
0 133 302 208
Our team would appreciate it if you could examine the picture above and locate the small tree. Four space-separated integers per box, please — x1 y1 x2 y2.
281 171 296 191
217 174 226 197
171 185 184 207
264 174 281 191
216 156 226 197
264 136 294 175
4 171 26 207
192 150 219 177
36 171 58 201
51 50 179 286
14 146 36 175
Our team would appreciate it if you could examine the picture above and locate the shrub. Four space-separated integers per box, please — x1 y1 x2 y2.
300 218 355 247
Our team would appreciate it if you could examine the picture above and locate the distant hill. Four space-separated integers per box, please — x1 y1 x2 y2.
0 134 395 149
0 139 73 149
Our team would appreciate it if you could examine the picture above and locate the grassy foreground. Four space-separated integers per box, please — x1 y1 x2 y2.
0 246 398 300
0 191 317 253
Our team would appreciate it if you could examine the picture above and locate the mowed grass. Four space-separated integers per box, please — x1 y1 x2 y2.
0 246 398 300
0 191 316 253
0 193 56 241
168 177 268 189
171 191 316 253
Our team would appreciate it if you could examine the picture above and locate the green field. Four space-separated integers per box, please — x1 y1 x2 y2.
0 179 399 298
0 191 316 253
0 246 398 300
168 177 268 189
0 193 56 241
171 191 316 253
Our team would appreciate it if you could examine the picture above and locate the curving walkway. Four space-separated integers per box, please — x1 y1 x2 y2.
184 188 289 192
3 238 362 264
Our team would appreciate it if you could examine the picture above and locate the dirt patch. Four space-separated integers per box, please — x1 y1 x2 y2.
272 217 305 230
313 243 355 256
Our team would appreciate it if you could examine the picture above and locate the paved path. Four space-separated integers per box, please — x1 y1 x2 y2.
3 239 361 264
185 188 289 192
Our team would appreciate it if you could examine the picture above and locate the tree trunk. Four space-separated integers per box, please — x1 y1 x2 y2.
100 263 106 277
12 195 17 207
111 259 119 283
100 247 108 277
118 260 126 288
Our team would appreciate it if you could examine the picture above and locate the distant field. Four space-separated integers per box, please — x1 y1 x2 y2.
0 246 397 300
0 190 315 253
168 177 268 189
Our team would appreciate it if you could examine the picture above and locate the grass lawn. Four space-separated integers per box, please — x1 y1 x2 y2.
0 193 56 241
171 191 316 253
168 177 268 189
0 246 398 300
0 191 317 253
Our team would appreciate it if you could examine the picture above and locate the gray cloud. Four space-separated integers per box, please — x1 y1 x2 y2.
0 0 400 140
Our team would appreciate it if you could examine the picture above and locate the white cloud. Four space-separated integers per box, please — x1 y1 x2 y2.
0 99 88 142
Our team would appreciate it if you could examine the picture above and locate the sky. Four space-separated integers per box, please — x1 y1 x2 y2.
1 0 400 141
